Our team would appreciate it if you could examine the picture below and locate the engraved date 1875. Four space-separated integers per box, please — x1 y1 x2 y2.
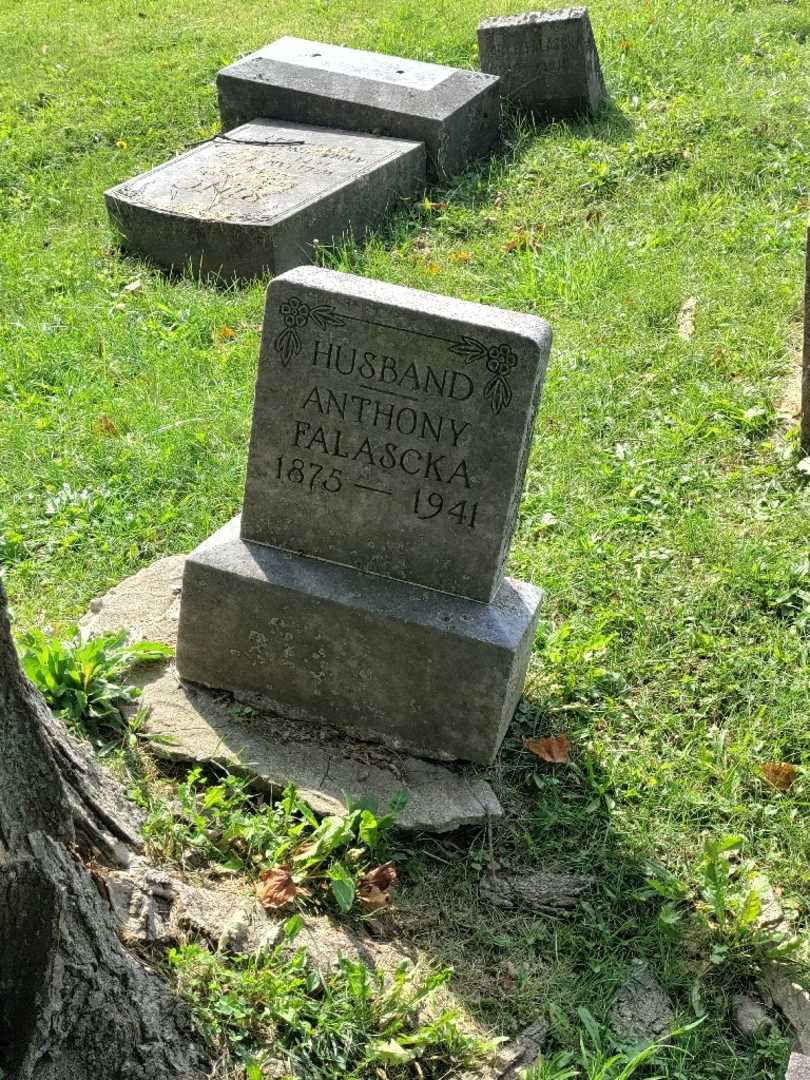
413 488 479 528
275 455 343 492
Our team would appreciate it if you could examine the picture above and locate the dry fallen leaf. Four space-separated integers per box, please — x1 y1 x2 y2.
358 862 397 910
761 762 798 792
676 296 698 341
122 278 141 293
214 325 237 342
256 866 299 910
95 414 119 437
451 250 472 263
525 735 571 764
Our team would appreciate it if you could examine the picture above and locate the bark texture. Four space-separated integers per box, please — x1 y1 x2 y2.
0 581 212 1079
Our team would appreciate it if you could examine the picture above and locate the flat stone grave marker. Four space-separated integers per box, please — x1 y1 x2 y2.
217 37 500 178
478 8 605 119
105 120 425 280
240 266 552 602
175 270 552 765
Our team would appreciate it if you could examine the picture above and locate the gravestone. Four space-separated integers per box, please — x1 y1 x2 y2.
217 37 500 178
176 268 552 765
241 267 549 601
105 120 425 280
801 215 810 455
477 8 605 120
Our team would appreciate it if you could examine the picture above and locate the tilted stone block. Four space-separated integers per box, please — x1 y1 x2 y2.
105 120 425 280
478 8 605 119
217 37 500 178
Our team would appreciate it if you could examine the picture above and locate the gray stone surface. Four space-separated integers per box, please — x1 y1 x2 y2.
105 120 425 280
241 266 552 602
79 554 504 833
788 1054 810 1080
217 37 500 178
79 554 185 647
176 515 542 764
478 8 605 120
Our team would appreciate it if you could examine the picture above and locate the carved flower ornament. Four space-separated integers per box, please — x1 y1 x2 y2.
273 296 345 365
448 337 519 415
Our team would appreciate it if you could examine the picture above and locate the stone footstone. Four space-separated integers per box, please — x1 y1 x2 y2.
105 120 425 280
176 515 541 765
217 37 500 178
79 556 503 834
477 9 606 120
241 266 552 603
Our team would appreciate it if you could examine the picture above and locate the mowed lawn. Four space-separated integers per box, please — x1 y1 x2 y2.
2 0 810 1076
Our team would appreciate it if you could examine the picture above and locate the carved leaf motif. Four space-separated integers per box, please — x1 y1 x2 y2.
484 374 513 415
449 336 488 364
309 305 346 330
274 327 301 366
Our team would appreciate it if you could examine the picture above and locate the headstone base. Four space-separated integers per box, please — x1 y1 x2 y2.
176 516 541 765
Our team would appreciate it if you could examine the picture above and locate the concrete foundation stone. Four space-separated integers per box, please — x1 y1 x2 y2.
175 516 542 765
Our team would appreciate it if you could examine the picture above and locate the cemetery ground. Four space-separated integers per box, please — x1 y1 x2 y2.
1 0 810 1077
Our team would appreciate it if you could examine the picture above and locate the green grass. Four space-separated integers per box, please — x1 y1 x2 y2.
2 0 810 1075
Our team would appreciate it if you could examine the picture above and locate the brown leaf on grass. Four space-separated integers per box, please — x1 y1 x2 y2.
256 867 299 910
214 325 237 342
451 250 472 263
95 414 119 437
358 862 397 910
525 735 571 764
761 762 798 792
676 296 698 340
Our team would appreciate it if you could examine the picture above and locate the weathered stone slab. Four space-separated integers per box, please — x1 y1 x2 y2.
241 266 552 602
176 516 542 764
477 9 605 120
79 554 185 647
105 120 425 280
79 554 504 833
136 664 504 831
217 37 500 178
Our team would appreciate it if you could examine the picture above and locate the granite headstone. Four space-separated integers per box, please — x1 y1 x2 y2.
477 8 605 119
240 266 551 602
105 120 425 280
176 270 552 765
217 37 500 178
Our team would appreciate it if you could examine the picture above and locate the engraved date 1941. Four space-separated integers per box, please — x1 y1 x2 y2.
413 488 479 528
275 455 342 492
